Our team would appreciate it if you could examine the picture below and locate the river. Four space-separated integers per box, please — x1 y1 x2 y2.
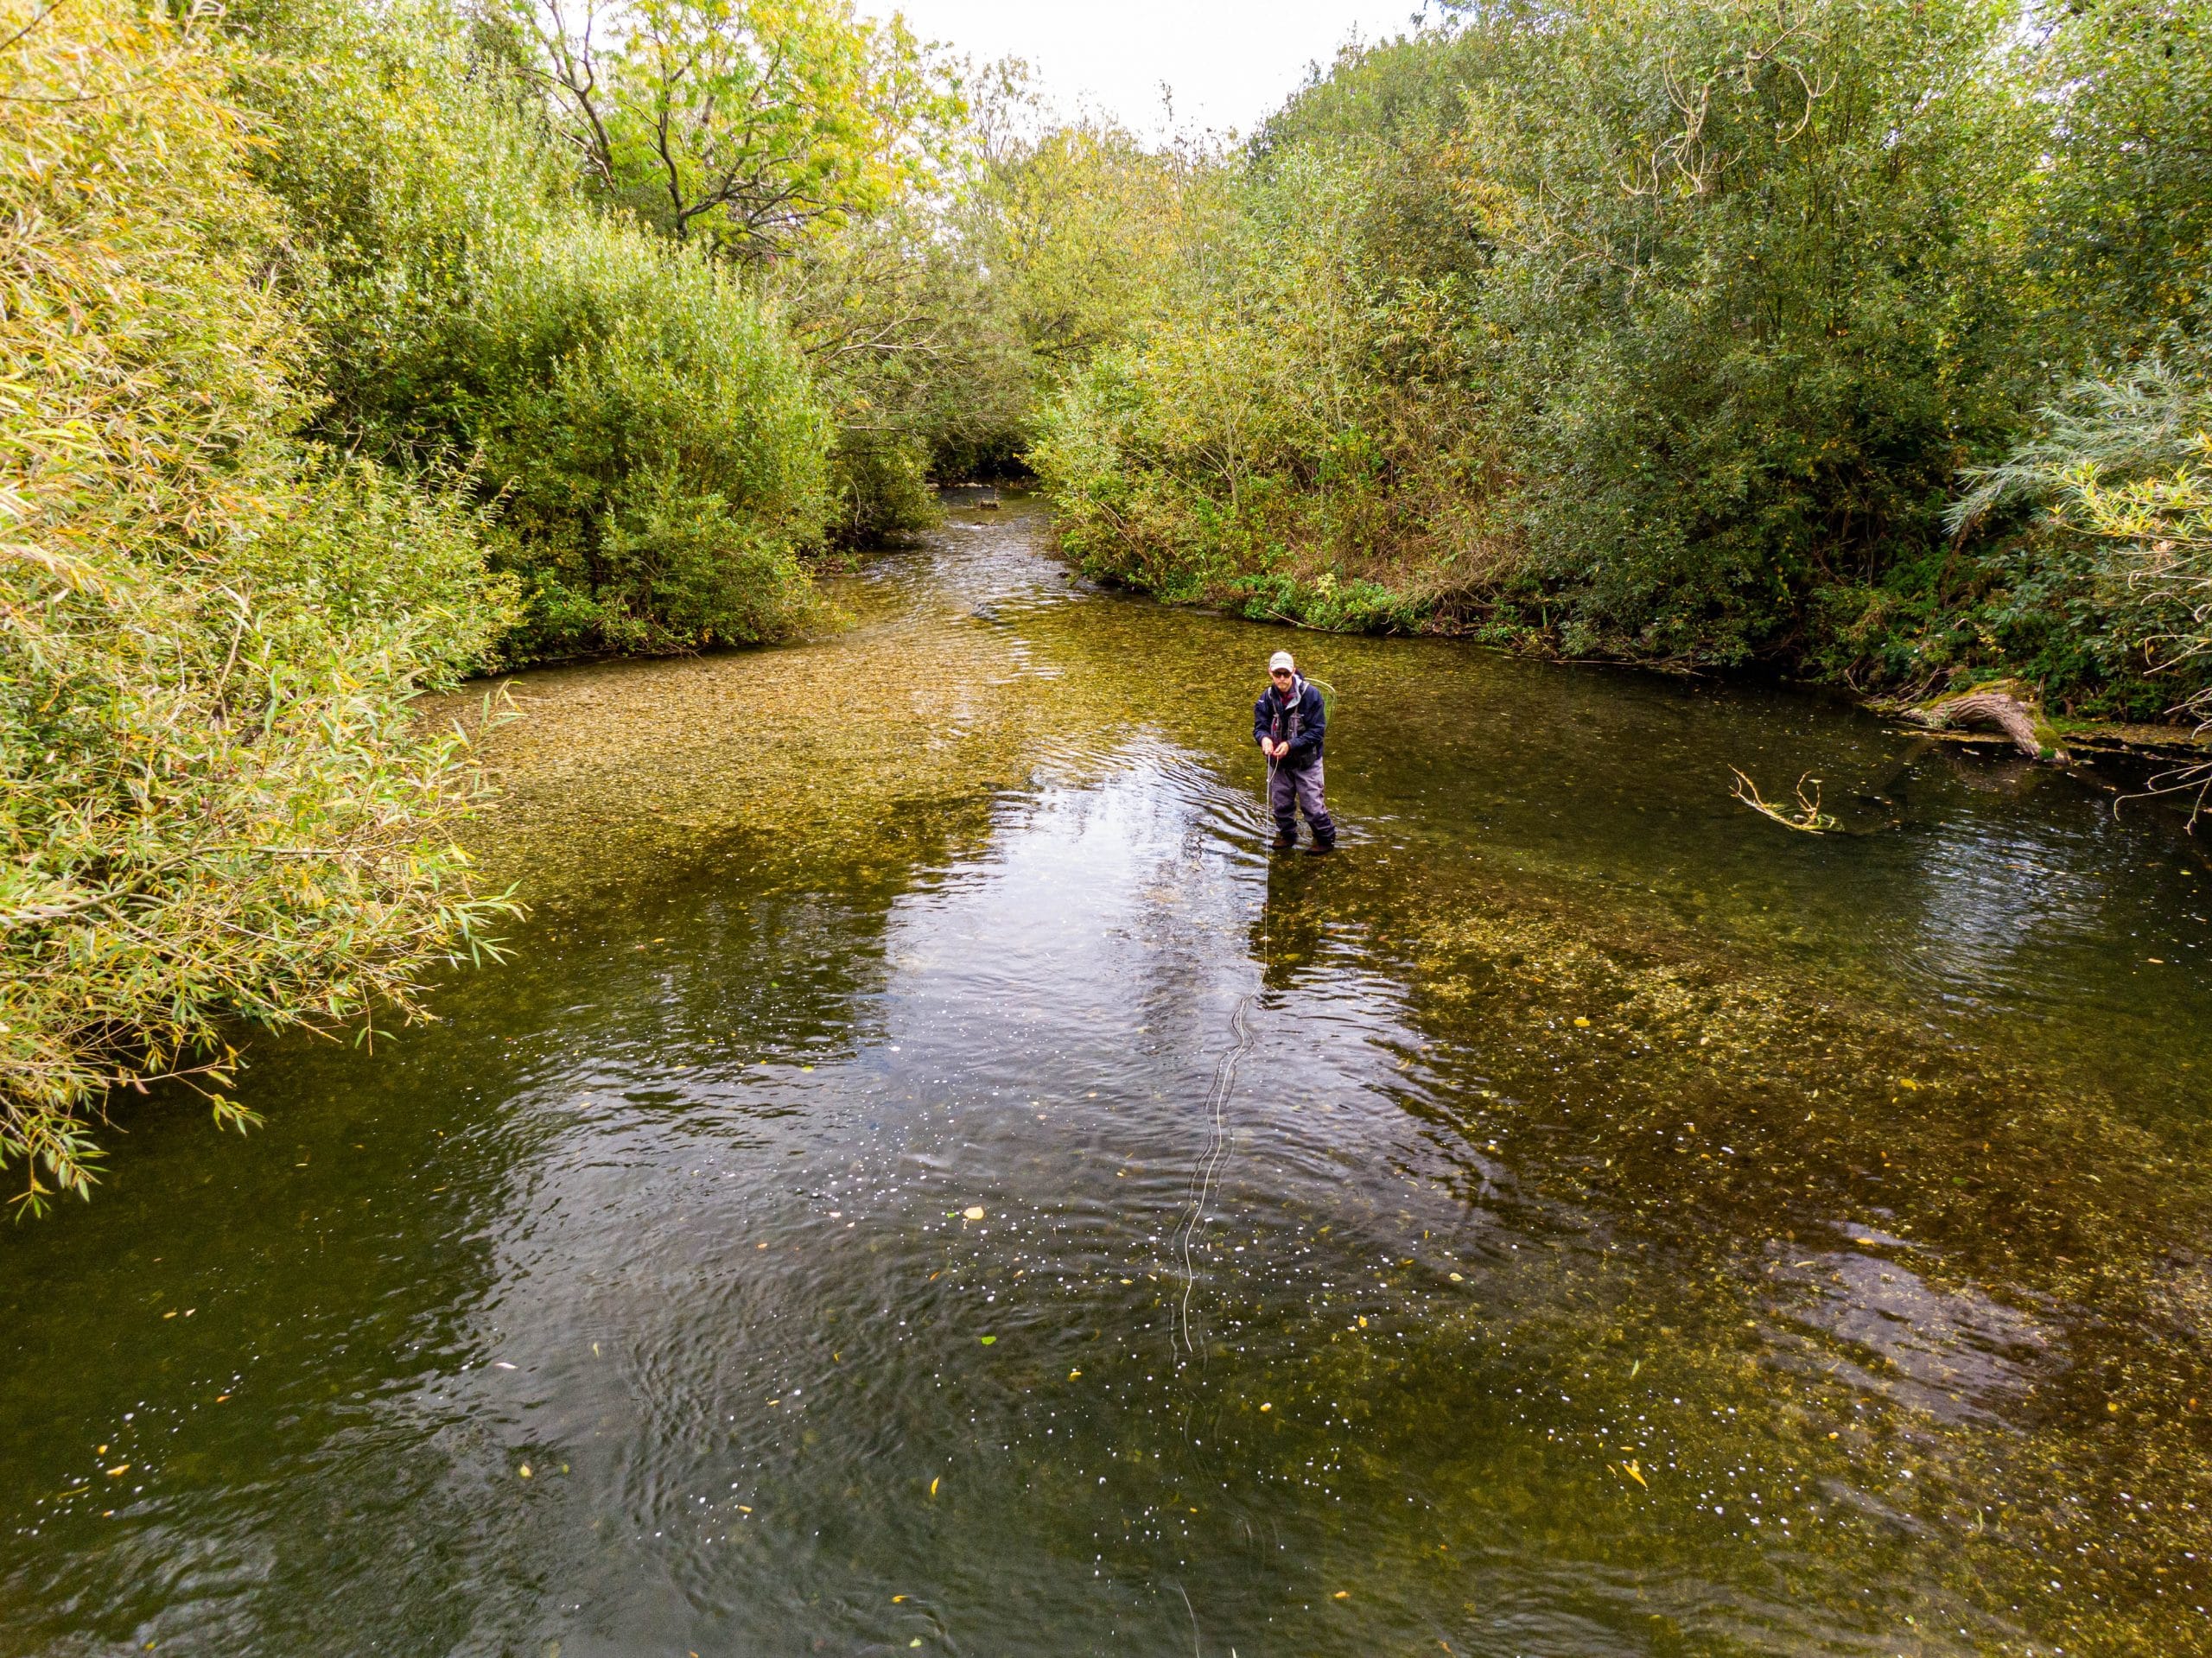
5 496 2212 1655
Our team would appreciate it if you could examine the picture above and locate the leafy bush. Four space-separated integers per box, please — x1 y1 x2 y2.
1948 353 2212 718
461 219 834 655
2 0 516 1207
240 0 836 658
1030 143 1510 626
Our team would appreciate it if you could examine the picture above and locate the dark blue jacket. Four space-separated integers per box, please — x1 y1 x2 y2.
1254 677 1325 770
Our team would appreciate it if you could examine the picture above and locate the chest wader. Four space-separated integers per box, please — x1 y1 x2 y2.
1266 690 1335 851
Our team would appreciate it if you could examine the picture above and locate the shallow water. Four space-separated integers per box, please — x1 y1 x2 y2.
7 498 2212 1656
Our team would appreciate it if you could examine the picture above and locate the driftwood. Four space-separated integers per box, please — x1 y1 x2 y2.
1907 689 2068 762
1730 768 1840 832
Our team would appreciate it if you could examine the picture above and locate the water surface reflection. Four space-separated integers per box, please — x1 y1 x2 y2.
3 499 2209 1656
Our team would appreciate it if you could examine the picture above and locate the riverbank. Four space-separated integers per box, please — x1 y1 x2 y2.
1055 537 2212 782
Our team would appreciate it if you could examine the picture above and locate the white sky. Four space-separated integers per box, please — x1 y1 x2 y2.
873 0 1438 140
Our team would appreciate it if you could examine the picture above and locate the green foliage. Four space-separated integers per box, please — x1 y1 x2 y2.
242 0 836 658
2 0 517 1208
460 219 835 654
1030 141 1508 628
1027 0 2212 717
517 0 957 258
2023 0 2212 359
1039 0 2043 664
1947 353 2212 718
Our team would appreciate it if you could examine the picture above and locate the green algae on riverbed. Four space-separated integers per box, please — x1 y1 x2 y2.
5 497 2212 1656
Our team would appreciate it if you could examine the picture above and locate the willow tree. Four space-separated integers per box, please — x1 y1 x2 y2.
1 0 515 1209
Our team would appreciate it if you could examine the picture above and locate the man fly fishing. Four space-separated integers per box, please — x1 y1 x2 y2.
1254 650 1335 853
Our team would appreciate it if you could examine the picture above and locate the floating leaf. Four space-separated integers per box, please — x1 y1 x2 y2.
963 1206 984 1220
979 1335 996 1345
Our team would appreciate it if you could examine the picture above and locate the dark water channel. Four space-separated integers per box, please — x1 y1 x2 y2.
9 499 2212 1656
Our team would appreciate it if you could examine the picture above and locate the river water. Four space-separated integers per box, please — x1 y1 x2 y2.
7 498 2212 1656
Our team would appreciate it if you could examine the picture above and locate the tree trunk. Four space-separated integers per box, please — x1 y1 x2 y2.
1911 690 2065 761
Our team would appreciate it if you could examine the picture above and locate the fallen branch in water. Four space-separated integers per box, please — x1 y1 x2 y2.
1730 768 1839 833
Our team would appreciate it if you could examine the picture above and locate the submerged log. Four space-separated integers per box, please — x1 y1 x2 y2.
1908 689 2069 762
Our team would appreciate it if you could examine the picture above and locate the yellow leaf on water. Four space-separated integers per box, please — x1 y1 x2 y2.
105 1465 128 1477
518 1464 532 1478
979 1336 996 1345
1573 1017 1590 1027
1069 1369 1082 1379
963 1206 984 1220
1623 1460 1646 1488
929 1477 939 1496
1333 1591 1349 1600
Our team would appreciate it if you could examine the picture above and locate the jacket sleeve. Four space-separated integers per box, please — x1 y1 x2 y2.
1287 684 1325 760
1253 695 1273 748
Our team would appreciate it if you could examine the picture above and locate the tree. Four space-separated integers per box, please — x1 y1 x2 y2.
515 0 957 258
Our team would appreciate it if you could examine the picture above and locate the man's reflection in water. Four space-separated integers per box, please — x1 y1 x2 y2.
1250 854 1331 994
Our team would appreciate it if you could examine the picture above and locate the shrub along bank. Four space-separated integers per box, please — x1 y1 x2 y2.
1 0 517 1207
1030 0 2212 727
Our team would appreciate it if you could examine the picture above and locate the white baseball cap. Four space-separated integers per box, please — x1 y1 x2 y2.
1268 651 1296 673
